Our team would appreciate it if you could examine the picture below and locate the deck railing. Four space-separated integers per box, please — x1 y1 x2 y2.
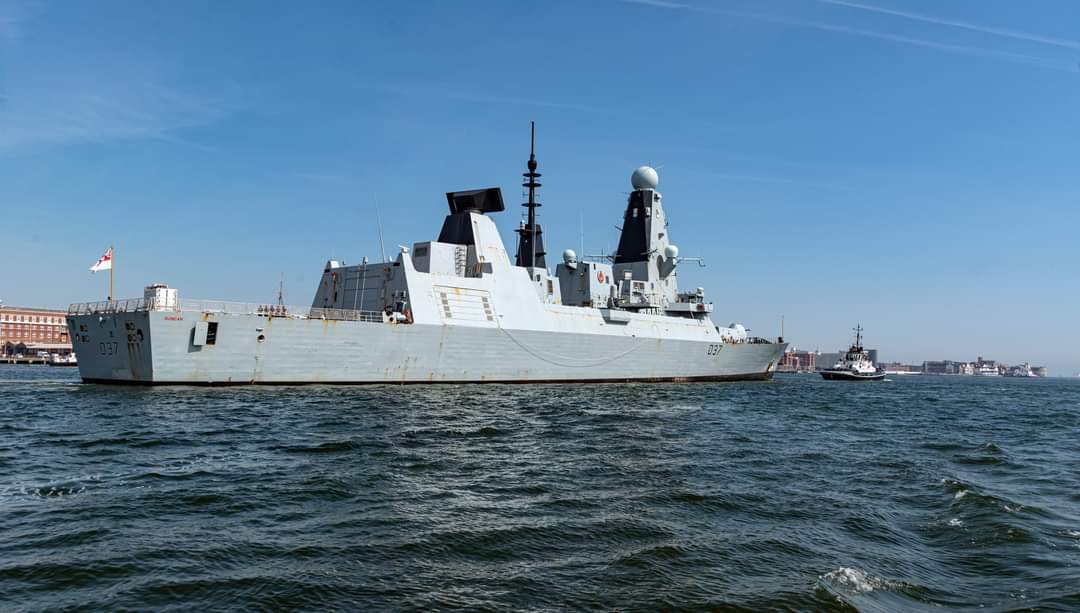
68 298 153 315
68 298 385 323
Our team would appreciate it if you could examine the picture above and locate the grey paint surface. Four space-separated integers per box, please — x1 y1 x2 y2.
70 310 785 384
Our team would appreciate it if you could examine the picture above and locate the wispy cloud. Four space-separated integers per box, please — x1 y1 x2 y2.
0 2 239 154
445 91 613 114
685 168 855 191
621 0 688 7
374 83 616 115
616 0 1077 72
812 0 1080 51
761 15 1072 71
290 171 360 184
0 2 24 44
0 82 233 153
365 81 767 140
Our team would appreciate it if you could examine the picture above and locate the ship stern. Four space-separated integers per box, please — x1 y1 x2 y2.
68 308 154 383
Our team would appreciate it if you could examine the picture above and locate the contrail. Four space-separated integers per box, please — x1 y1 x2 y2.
768 15 1070 71
812 0 1080 51
616 0 1076 72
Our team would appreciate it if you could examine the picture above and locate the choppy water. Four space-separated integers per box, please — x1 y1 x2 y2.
2 366 1079 611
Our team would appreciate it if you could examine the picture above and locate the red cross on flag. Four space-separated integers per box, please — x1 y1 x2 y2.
90 247 113 273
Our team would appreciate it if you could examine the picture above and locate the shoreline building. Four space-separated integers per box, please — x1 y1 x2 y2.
0 306 73 357
921 357 1047 377
818 348 878 371
975 356 1001 376
816 352 842 371
881 362 921 374
923 360 963 375
779 349 818 373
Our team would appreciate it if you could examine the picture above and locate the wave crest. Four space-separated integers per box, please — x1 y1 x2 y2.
820 567 902 594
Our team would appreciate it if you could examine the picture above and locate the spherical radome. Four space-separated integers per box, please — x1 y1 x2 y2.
562 249 577 264
631 166 659 190
664 244 679 260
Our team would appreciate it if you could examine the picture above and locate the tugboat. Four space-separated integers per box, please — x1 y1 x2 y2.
47 353 78 367
820 325 885 381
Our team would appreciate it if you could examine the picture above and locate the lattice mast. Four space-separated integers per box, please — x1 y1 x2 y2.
515 121 546 269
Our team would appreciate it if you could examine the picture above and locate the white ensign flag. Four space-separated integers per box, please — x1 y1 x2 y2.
90 247 113 273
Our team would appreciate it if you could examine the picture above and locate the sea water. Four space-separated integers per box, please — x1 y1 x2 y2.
1 366 1078 610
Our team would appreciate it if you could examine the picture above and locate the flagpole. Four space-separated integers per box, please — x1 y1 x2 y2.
109 245 114 302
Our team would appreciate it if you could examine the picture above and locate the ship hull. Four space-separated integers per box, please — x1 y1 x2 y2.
68 310 786 385
80 372 776 385
820 370 886 381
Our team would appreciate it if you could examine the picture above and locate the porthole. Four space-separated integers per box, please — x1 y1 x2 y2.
257 334 266 343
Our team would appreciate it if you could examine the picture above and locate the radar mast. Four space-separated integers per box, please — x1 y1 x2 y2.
515 121 546 269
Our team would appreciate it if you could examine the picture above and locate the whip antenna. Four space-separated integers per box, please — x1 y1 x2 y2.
374 194 387 263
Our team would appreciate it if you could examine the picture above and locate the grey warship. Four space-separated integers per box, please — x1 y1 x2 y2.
67 128 787 384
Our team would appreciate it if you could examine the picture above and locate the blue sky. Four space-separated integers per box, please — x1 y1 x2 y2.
1 0 1078 374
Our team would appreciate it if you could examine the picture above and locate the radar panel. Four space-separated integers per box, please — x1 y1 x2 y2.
445 188 505 215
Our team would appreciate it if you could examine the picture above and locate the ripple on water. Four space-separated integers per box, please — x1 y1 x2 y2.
1 369 1078 610
818 566 955 612
22 481 89 499
276 440 359 454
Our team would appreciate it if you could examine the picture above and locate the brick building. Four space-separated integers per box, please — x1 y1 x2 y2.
0 306 72 356
779 349 818 373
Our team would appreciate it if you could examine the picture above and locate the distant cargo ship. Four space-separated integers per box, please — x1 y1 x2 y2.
67 128 786 385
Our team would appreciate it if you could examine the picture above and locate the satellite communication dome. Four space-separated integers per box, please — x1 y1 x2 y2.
631 166 659 190
562 249 577 264
664 244 679 260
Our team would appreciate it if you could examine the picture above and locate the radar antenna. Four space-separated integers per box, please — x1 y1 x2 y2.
374 194 387 264
515 121 546 268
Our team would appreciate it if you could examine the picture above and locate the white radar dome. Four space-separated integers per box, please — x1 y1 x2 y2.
631 166 659 190
664 244 679 260
562 249 577 264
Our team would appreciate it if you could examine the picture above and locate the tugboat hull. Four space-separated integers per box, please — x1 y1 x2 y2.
820 370 885 381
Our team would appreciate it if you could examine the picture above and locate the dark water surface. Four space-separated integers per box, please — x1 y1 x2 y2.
2 366 1079 611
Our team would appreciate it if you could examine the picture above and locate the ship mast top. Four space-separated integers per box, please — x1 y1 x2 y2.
515 121 545 269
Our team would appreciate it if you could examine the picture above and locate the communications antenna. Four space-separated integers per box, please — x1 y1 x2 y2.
374 194 388 263
580 211 584 259
515 121 546 269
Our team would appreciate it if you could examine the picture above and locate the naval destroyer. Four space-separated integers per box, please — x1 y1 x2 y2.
67 127 787 384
